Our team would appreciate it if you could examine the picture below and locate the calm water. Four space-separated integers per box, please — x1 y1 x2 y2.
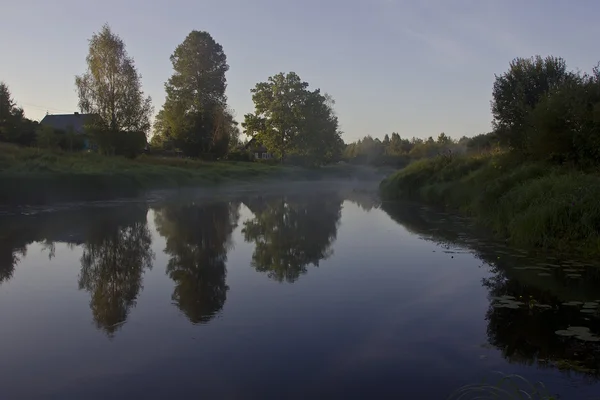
1 185 600 399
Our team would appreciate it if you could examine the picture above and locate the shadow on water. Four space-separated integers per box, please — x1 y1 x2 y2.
381 200 600 382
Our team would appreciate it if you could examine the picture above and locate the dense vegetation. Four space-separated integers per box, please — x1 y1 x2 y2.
381 55 600 255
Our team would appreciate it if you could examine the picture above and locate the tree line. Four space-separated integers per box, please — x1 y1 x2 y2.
1 24 343 165
3 25 598 167
345 55 600 169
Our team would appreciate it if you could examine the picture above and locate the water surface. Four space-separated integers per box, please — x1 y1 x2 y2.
1 186 599 399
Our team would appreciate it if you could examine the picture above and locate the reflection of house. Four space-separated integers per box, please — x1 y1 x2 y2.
40 112 98 149
244 137 273 160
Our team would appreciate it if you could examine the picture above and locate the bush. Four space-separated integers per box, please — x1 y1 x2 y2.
225 150 251 162
379 152 600 255
91 130 147 158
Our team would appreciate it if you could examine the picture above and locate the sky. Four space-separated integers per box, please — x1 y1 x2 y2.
2 0 600 142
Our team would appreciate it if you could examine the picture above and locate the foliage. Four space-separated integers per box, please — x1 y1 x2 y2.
0 82 37 146
89 129 147 158
225 149 252 162
243 72 344 165
491 56 571 150
75 24 153 135
152 30 234 158
343 132 470 167
35 125 62 149
380 152 600 255
0 82 23 143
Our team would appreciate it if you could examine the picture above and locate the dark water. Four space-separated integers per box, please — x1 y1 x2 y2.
1 185 600 400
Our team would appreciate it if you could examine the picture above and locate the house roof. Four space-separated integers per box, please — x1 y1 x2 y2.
40 113 98 134
243 137 258 149
244 137 268 151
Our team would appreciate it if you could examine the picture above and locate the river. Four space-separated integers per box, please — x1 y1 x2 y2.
0 183 599 399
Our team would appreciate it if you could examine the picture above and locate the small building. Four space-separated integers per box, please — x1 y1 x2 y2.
244 137 274 160
40 112 98 149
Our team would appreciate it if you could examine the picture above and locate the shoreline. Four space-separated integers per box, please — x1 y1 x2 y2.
0 144 390 207
379 152 600 258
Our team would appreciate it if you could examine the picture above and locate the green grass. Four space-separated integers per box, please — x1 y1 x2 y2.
0 143 385 205
379 150 600 255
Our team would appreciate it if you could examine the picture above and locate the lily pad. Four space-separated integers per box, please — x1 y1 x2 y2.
582 302 599 309
493 303 521 309
577 335 600 342
580 309 597 314
562 301 583 306
555 330 578 336
534 304 552 309
567 273 583 278
567 326 590 333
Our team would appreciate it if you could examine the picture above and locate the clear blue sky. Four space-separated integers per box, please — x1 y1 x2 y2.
2 0 599 142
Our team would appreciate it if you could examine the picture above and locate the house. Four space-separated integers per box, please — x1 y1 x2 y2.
244 137 274 160
40 112 98 149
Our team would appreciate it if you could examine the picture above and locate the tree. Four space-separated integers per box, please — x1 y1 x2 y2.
152 31 232 157
491 55 571 150
243 72 342 165
437 132 451 144
0 82 25 143
75 24 153 135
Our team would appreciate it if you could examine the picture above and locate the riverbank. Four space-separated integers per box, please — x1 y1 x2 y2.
0 143 388 206
379 151 600 255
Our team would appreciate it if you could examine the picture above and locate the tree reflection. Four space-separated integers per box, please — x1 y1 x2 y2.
154 201 240 324
77 205 154 336
242 193 342 283
344 189 381 211
0 243 25 283
380 201 600 379
0 204 154 336
0 219 37 284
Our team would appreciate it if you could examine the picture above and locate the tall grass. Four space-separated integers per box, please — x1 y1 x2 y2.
0 143 383 205
379 151 600 255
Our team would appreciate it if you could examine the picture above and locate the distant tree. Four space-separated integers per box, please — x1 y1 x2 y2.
437 132 451 144
152 30 232 157
383 134 390 146
75 24 153 135
243 72 342 165
491 55 571 150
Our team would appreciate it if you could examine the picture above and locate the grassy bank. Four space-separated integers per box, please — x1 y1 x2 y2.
0 143 385 206
379 151 600 255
